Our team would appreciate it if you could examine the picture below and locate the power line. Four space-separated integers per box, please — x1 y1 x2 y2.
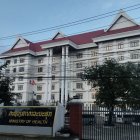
0 4 140 41
1 14 140 49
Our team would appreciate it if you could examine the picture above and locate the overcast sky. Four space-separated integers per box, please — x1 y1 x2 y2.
0 0 140 52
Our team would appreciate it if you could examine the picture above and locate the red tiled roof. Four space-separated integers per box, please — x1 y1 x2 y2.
2 25 140 55
101 25 140 36
35 29 104 46
2 42 43 55
68 30 104 44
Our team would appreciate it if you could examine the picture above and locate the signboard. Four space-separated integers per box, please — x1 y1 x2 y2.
0 107 56 127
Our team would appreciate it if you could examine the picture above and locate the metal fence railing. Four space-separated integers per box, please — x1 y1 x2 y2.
82 105 140 140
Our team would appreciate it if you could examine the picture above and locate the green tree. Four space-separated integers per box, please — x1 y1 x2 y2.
124 63 140 108
82 59 140 125
0 62 17 106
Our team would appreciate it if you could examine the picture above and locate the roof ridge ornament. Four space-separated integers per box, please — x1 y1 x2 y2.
52 31 66 40
106 9 139 32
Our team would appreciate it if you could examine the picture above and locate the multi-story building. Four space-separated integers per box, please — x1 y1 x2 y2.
1 10 140 105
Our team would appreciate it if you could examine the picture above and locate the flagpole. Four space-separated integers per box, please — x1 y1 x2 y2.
29 79 36 106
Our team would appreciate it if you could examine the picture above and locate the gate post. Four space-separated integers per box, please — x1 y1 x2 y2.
68 102 83 140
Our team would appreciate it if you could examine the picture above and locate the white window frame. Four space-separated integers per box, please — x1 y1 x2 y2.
20 58 25 63
52 66 56 71
131 53 139 59
118 56 124 61
14 59 17 64
76 93 83 99
105 45 112 51
76 72 82 78
19 67 24 72
130 40 139 47
38 58 43 64
37 85 42 91
36 95 42 100
91 61 97 66
118 42 124 49
11 85 15 91
18 85 23 91
52 84 55 90
18 76 23 81
17 94 22 100
77 53 83 59
76 83 83 89
76 63 82 68
91 51 98 57
13 68 16 73
37 77 43 81
38 67 43 73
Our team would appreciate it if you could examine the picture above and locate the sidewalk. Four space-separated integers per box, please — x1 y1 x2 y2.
0 134 79 140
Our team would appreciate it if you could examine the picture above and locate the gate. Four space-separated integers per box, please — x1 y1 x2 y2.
82 105 140 140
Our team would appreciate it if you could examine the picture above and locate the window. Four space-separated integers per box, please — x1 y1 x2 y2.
38 58 43 64
20 58 25 63
52 57 55 62
76 72 82 78
52 66 56 71
37 85 42 91
37 77 43 81
87 81 90 85
52 85 55 90
17 94 22 100
77 53 83 59
76 63 82 68
106 45 112 51
6 60 10 64
52 75 55 80
118 42 124 49
92 93 95 99
11 86 15 91
18 76 23 81
13 68 16 73
14 59 17 64
51 94 55 100
18 85 23 90
5 69 10 74
131 53 139 59
38 67 43 73
36 95 42 100
19 67 24 72
12 77 15 82
76 83 83 89
91 61 97 66
130 40 139 47
91 51 98 57
118 56 124 61
76 93 83 99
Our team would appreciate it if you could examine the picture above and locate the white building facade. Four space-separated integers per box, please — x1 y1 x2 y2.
1 10 140 105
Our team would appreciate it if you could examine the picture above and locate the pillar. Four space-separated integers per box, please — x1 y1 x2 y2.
45 49 53 103
45 49 49 103
65 46 69 103
61 47 65 105
48 49 53 102
68 103 83 140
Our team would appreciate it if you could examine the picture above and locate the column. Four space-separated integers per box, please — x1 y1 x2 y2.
45 49 49 103
65 46 69 103
61 47 65 105
48 49 53 102
98 43 104 64
68 103 83 139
